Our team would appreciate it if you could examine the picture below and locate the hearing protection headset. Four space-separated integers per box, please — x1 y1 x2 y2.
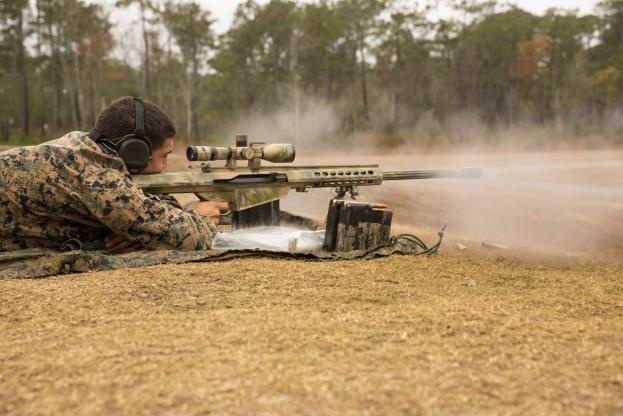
89 98 152 173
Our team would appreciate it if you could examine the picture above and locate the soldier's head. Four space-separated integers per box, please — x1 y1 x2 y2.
93 96 176 174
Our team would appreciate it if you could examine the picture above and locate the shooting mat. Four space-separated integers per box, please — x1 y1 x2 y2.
0 240 426 279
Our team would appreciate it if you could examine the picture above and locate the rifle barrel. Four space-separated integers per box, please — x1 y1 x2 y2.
382 168 481 180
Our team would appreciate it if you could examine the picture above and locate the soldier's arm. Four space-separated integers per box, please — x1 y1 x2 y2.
149 193 183 209
80 168 218 250
149 193 226 224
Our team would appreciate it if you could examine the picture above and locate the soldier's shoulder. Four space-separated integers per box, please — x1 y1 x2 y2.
48 131 127 171
45 131 96 148
0 132 96 157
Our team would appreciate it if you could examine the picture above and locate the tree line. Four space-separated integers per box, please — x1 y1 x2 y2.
1 0 622 146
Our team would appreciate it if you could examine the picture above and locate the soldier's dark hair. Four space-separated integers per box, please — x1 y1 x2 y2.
93 96 176 149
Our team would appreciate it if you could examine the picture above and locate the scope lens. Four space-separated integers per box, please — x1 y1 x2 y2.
262 143 296 163
186 146 199 161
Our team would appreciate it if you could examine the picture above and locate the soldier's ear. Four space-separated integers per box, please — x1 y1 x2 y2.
118 136 152 173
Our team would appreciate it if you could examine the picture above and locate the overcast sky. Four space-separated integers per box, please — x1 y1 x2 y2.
86 1 602 35
201 1 600 33
86 0 602 58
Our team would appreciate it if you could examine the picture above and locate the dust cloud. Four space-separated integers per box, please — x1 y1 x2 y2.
281 148 623 258
222 97 340 147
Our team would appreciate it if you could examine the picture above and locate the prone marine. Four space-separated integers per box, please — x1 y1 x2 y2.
0 96 227 252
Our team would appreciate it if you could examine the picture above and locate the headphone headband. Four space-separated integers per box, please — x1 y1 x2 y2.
133 98 145 138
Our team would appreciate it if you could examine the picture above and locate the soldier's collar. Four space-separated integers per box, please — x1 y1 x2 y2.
88 128 106 141
89 129 117 156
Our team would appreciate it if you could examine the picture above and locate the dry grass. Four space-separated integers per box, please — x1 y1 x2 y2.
1 251 622 415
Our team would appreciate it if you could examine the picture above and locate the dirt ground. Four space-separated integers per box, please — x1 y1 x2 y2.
1 148 622 415
1 253 622 415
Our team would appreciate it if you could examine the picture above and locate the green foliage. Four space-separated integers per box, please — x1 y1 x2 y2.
1 0 623 145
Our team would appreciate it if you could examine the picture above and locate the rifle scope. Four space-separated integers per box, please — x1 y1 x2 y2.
187 144 296 163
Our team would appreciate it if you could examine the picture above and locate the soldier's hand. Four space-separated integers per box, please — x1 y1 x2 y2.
189 201 229 225
105 233 143 251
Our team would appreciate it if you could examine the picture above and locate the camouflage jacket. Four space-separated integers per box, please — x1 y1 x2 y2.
0 131 218 251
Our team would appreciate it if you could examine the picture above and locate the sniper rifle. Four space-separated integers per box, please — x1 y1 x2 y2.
132 135 481 228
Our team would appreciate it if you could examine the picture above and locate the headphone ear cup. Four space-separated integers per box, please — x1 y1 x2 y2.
118 136 151 172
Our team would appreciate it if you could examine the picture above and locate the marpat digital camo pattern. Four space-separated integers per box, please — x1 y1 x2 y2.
0 131 217 251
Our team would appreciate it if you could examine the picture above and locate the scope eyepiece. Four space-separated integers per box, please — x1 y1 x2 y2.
186 146 231 162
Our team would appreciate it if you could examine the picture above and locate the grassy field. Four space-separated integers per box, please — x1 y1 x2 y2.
1 251 622 415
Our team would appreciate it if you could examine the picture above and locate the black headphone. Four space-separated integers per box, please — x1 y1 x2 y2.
90 98 152 173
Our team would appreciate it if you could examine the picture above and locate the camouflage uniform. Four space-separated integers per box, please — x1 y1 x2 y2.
0 131 218 251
